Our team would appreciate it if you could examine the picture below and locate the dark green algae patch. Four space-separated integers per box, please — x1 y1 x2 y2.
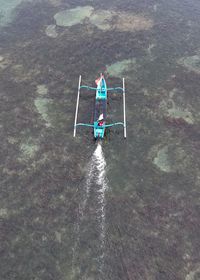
1 0 200 280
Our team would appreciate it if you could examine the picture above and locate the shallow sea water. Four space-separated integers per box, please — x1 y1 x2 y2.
0 0 200 280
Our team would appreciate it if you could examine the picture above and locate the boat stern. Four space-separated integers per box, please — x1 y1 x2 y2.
94 121 105 139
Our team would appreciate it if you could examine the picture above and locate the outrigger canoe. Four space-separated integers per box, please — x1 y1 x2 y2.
73 74 126 139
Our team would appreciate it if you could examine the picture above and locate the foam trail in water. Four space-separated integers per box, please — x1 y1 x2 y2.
94 143 108 241
72 142 108 278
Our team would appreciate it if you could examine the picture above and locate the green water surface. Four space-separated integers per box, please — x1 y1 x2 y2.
0 0 200 279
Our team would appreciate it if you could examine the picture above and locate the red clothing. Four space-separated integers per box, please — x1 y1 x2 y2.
98 121 104 126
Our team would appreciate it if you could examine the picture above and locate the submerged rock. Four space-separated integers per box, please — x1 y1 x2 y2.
110 12 153 32
55 231 62 243
178 54 200 74
0 208 9 218
34 97 52 127
90 10 153 32
167 105 194 124
0 54 10 70
153 146 172 172
45 24 58 38
90 10 114 31
53 6 153 32
106 58 136 77
159 91 194 125
185 266 200 280
0 0 31 27
36 84 48 95
54 6 94 27
151 144 190 174
20 138 39 159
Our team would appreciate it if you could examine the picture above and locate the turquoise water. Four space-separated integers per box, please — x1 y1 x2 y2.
1 0 200 279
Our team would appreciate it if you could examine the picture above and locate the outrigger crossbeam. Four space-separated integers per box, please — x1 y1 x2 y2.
76 122 124 128
73 74 127 139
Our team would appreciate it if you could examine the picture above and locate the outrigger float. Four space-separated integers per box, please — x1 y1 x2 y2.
73 74 126 139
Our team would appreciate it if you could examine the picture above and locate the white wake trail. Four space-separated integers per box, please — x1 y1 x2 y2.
93 143 108 245
72 142 108 278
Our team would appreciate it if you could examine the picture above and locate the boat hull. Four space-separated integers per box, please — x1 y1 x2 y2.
94 76 107 139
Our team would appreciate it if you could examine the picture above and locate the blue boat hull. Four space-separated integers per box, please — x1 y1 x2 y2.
94 76 107 139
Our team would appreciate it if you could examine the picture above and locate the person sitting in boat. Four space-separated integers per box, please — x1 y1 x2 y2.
98 114 104 126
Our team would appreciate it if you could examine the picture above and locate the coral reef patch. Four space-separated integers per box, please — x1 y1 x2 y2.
53 6 153 32
178 54 200 74
45 24 58 38
54 6 94 27
106 58 136 77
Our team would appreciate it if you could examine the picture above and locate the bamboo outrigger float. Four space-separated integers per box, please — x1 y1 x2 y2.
73 74 126 139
